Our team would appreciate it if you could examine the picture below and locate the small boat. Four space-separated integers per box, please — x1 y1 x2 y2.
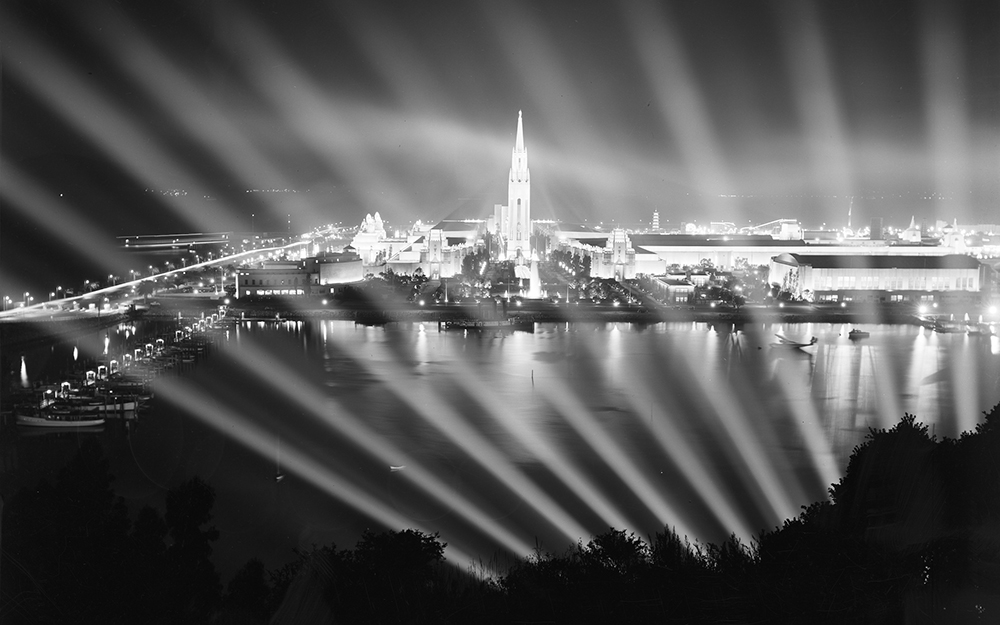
44 391 144 415
16 411 106 428
848 329 870 340
932 322 964 334
45 398 105 414
967 324 995 337
17 424 105 437
444 318 534 332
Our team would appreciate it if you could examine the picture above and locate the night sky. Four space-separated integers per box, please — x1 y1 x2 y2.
2 0 998 294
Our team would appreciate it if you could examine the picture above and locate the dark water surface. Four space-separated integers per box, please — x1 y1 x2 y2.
5 319 1000 579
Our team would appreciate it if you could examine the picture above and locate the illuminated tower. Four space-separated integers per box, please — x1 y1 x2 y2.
495 111 531 261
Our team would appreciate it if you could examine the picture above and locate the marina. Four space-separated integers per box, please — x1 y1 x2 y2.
5 307 230 428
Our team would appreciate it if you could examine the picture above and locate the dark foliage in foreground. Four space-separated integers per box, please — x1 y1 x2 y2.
1 441 221 625
4 404 1000 623
250 404 1000 624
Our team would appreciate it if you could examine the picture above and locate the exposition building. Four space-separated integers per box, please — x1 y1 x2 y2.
548 211 999 306
236 109 997 310
236 251 364 298
768 253 989 307
345 112 534 279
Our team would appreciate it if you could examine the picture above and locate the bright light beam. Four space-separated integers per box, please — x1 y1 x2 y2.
2 20 237 231
220 340 538 557
224 12 415 217
621 1 733 215
777 2 856 218
667 335 801 522
868 343 904 431
77 4 324 228
950 339 978 435
759 341 841 495
919 1 971 221
361 340 593 546
540 376 700 540
227 8 672 227
0 159 132 274
449 364 642 533
615 355 756 538
154 375 479 567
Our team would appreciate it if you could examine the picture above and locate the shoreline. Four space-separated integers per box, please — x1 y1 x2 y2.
4 303 927 328
0 298 936 351
183 302 923 326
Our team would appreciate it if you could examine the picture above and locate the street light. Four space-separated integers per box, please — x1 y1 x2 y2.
23 291 30 306
3 296 10 311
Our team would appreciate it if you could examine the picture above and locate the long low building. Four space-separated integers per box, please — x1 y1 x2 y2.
236 251 364 298
552 229 962 279
769 253 990 306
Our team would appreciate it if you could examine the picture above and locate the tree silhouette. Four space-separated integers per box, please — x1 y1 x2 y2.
8 406 1000 623
1 443 221 624
2 440 130 624
328 529 448 623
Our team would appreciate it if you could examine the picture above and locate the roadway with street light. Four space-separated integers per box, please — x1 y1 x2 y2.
0 237 312 323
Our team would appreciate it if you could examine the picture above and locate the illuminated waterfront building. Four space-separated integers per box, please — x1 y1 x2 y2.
236 251 363 298
350 212 390 265
768 253 989 306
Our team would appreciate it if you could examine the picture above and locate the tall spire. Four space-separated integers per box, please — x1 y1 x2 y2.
498 110 531 262
515 110 524 153
511 111 527 177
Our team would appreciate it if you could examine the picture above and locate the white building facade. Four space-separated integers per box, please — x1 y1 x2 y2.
769 253 985 306
237 252 364 298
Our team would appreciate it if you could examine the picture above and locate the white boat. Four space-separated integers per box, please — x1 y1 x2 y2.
45 395 142 414
47 401 103 415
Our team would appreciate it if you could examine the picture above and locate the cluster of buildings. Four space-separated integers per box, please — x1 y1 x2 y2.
233 111 999 310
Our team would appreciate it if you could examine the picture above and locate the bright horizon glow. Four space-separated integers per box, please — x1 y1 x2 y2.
3 1 994 268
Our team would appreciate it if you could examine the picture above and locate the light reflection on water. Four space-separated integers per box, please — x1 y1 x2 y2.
8 320 1000 577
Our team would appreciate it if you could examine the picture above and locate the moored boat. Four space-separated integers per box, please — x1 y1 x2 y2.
933 322 965 334
967 324 995 337
444 318 534 332
16 409 106 428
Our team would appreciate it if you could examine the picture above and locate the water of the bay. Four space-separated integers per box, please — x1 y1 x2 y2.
5 319 1000 580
